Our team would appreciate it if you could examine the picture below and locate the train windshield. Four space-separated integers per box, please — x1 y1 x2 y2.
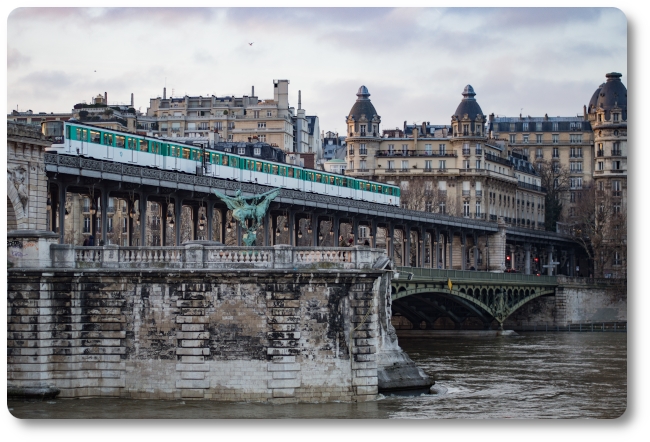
41 121 64 142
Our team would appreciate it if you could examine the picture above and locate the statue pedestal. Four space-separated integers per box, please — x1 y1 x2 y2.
7 230 59 269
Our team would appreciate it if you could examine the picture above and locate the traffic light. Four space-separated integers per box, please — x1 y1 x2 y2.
534 257 539 263
506 256 511 261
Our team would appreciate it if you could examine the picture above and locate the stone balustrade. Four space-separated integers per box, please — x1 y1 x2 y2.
50 244 384 270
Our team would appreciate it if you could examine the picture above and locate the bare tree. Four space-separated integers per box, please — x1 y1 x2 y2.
400 180 452 215
569 182 627 278
534 159 571 231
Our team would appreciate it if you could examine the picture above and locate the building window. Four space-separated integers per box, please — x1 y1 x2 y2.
439 160 446 170
612 160 621 170
509 134 516 144
360 160 367 170
360 125 366 136
612 180 621 196
388 144 394 155
401 160 409 170
463 201 470 217
258 122 266 129
349 161 354 170
597 161 604 171
360 143 367 155
475 201 481 216
387 160 395 171
522 123 529 131
476 160 481 169
438 144 446 155
258 135 266 142
83 216 91 233
536 134 543 144
425 144 432 155
253 111 260 118
238 147 246 154
463 124 469 136
425 201 433 212
570 134 583 144
439 201 446 214
612 142 621 156
570 192 576 203
613 251 622 266
463 160 470 169
570 162 583 172
536 148 543 159
425 160 432 171
613 113 619 122
254 147 261 156
523 135 530 144
552 134 559 144
402 144 408 155
552 147 559 158
228 122 235 130
570 177 583 189
267 111 272 117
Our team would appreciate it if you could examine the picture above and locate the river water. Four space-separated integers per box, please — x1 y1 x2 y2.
8 332 626 419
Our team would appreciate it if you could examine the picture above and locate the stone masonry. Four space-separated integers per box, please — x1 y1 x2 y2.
7 268 385 402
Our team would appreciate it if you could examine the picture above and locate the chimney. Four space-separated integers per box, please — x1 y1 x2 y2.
163 87 167 99
298 90 302 110
131 93 134 107
104 92 107 103
252 86 255 97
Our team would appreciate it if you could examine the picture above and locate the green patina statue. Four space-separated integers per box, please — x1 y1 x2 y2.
213 187 281 246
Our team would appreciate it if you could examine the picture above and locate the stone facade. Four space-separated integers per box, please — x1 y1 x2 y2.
7 267 394 402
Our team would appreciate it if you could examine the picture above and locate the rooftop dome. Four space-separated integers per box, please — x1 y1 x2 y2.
453 84 484 120
588 83 605 111
348 85 378 121
594 72 627 111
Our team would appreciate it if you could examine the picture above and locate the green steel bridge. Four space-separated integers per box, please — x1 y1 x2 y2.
392 267 558 329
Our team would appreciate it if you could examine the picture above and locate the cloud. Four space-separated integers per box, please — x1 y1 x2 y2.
7 48 31 69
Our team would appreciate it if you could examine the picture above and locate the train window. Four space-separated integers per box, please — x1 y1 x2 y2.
103 133 113 146
90 131 101 144
280 166 286 176
230 157 237 168
182 148 190 159
256 162 262 172
288 168 294 178
222 155 229 166
272 165 278 175
316 173 322 183
263 163 270 173
365 183 370 191
115 136 125 148
75 128 85 141
372 184 377 193
139 139 147 152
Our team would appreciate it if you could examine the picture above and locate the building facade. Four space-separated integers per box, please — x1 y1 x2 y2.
345 85 545 229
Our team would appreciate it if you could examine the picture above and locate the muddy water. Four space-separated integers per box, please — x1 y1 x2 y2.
8 332 626 419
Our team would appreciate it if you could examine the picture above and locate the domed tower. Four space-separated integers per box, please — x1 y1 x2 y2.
587 73 627 201
345 86 381 177
451 85 486 139
586 72 627 276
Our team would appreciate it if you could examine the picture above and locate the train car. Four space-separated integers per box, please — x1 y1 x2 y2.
43 120 401 207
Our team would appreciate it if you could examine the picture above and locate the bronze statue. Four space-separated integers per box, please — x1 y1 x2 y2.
213 187 281 246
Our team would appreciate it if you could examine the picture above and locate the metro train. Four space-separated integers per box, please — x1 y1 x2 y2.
42 120 400 206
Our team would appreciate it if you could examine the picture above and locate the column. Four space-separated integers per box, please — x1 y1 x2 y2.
352 218 359 245
461 233 466 271
263 211 271 246
388 223 394 260
100 188 108 245
175 198 182 246
447 231 453 269
161 200 168 247
419 226 426 268
569 249 575 277
473 232 479 270
524 243 531 275
371 219 378 248
58 183 66 244
404 225 411 267
192 205 199 242
207 202 214 241
547 245 554 276
312 215 319 247
434 228 440 269
333 215 340 247
140 193 147 245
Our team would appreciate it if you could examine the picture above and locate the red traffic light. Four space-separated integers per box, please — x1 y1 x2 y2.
506 256 511 261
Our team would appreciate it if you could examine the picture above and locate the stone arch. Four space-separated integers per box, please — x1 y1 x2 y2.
7 196 18 231
7 182 26 229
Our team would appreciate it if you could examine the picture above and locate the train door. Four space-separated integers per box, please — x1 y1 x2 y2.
154 142 163 168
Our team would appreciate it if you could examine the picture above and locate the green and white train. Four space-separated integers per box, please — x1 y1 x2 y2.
42 120 401 206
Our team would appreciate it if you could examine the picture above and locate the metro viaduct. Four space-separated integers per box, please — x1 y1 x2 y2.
45 153 581 277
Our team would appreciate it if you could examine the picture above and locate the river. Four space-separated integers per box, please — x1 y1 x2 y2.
8 332 626 419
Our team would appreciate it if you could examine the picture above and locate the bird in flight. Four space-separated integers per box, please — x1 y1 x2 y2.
248 42 254 46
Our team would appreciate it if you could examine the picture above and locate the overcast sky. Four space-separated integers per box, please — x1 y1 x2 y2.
7 6 627 134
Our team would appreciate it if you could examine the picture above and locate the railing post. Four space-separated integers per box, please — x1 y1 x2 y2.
273 244 292 269
102 245 120 268
184 243 204 268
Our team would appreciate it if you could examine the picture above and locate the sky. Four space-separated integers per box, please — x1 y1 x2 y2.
6 5 627 135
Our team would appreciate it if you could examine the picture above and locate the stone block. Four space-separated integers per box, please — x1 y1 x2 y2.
175 316 209 324
351 361 377 370
176 331 210 340
270 308 298 316
354 338 377 347
267 363 300 372
269 323 298 332
180 308 206 316
270 340 298 348
352 376 378 387
181 324 206 332
176 348 210 356
354 354 376 362
268 378 301 389
267 316 300 324
271 292 299 300
353 369 377 378
180 389 206 398
179 356 205 363
272 371 298 380
180 372 205 380
271 356 296 363
176 379 209 389
176 363 210 372
352 346 376 355
267 300 300 308
355 385 378 395
180 340 207 348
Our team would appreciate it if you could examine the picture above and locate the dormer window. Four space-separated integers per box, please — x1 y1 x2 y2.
613 113 619 122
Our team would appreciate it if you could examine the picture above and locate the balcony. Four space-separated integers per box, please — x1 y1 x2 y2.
612 191 622 197
423 167 433 172
359 149 368 156
490 215 497 221
484 152 512 167
348 149 355 155
611 150 622 156
462 190 471 197
474 213 486 220
475 190 482 197
462 149 471 156
375 150 457 158
475 148 483 155
399 168 410 173
597 150 604 157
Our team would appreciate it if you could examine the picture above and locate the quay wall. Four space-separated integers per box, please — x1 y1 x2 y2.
7 268 388 403
504 276 627 327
